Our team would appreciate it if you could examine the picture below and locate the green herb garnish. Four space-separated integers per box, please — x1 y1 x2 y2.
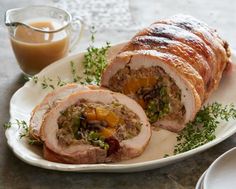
3 119 39 145
174 102 236 154
56 76 67 87
16 119 29 138
41 76 55 89
37 76 67 90
3 122 12 129
70 61 82 82
24 75 39 84
81 27 110 85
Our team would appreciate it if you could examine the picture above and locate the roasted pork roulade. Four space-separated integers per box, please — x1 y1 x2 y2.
40 89 151 164
101 15 230 132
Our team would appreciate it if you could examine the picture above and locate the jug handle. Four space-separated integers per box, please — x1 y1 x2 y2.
69 17 84 52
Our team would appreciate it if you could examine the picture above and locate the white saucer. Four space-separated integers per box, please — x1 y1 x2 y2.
203 147 236 189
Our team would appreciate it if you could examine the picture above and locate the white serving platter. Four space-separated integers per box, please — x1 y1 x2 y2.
5 43 236 172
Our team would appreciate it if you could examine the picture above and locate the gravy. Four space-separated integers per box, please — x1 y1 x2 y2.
11 20 70 75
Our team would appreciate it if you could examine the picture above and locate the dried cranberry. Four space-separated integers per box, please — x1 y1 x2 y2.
105 137 120 156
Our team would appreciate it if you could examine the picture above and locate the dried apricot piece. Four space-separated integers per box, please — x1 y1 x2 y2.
96 107 110 120
84 108 97 120
105 111 120 127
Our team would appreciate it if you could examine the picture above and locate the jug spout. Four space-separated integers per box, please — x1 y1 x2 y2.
5 7 23 27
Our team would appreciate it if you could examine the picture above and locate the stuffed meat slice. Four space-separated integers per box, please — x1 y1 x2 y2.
29 84 90 141
102 50 201 132
40 89 151 164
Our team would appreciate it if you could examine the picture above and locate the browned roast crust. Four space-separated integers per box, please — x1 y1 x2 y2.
153 14 230 97
135 23 217 74
163 15 228 51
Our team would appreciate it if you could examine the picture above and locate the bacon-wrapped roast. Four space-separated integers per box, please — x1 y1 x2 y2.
101 15 230 132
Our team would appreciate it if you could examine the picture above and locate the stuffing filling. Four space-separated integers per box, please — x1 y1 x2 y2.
56 100 141 155
108 66 185 124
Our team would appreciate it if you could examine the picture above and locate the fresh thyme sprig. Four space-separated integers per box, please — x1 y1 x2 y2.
43 76 67 89
28 76 67 90
174 102 236 154
81 27 111 85
56 76 67 87
3 120 40 145
24 75 39 84
3 122 12 129
25 73 67 90
15 119 29 138
70 61 82 82
41 76 55 89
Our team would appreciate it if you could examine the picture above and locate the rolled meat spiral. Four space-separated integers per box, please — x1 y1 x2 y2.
40 89 151 163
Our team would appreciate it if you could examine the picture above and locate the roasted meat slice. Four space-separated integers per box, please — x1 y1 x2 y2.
102 50 201 132
40 89 151 164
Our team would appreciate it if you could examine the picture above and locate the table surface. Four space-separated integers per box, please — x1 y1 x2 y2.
1 0 236 188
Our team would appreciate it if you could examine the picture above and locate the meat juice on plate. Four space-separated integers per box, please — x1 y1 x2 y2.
10 18 70 75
